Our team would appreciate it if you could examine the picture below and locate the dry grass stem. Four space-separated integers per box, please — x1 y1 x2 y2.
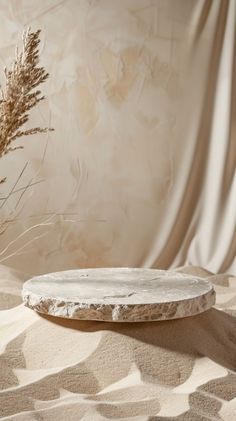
0 214 56 263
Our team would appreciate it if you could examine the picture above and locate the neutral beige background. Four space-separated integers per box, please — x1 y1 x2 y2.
0 0 235 275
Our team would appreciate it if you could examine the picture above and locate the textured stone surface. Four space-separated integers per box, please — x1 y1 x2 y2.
22 268 216 322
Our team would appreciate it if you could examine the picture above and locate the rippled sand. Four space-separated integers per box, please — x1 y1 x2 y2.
0 264 235 420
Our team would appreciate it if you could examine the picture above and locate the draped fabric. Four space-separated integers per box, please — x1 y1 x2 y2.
0 0 235 275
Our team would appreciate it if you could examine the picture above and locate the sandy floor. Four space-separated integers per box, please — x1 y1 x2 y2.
0 264 236 420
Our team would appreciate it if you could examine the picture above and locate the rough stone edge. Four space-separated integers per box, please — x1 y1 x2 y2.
22 287 216 322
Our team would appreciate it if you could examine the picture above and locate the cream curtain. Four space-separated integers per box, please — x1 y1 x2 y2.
0 0 235 275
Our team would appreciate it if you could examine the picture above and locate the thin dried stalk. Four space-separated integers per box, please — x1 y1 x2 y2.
0 214 55 260
0 28 53 168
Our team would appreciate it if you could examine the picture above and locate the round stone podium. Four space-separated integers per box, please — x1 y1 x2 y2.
22 268 215 322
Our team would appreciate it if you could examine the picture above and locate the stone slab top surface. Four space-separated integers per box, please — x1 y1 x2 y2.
22 268 216 322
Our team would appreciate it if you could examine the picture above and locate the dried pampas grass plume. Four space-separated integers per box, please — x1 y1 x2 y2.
0 28 55 264
0 28 53 168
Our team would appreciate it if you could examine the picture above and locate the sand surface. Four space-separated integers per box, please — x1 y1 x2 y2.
0 265 236 420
